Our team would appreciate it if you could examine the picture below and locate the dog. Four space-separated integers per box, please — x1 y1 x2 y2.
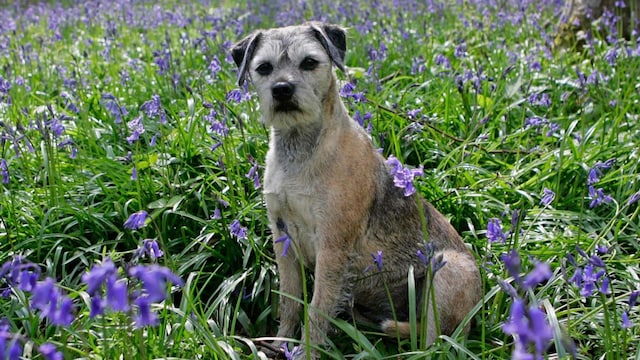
231 22 482 359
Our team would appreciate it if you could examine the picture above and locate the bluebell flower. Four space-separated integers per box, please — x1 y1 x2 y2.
129 265 183 303
30 278 74 326
225 88 250 103
540 188 555 206
385 155 423 197
487 218 508 243
629 290 639 307
1 159 8 184
371 250 383 271
502 297 553 360
82 258 128 316
133 239 164 261
587 159 615 185
627 191 640 206
588 185 612 208
522 262 552 290
621 311 632 328
39 343 63 360
126 115 145 144
100 93 128 124
229 219 248 240
140 94 162 118
245 160 260 190
281 342 303 360
131 166 137 180
353 111 372 131
124 210 148 230
133 295 158 328
500 250 522 283
274 218 292 256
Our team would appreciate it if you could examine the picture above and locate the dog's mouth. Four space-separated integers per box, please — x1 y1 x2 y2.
274 101 301 113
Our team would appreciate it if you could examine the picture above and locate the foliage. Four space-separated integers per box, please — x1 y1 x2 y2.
1 0 639 359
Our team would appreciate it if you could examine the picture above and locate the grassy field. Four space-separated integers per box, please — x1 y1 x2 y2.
1 0 639 359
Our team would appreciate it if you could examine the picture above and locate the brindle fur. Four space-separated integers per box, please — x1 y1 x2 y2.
232 22 482 359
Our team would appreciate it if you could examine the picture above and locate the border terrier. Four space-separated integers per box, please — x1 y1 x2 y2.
232 22 481 358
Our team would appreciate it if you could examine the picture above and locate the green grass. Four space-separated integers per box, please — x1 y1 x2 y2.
1 0 639 359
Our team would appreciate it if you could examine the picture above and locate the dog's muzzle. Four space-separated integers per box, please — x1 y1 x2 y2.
272 82 299 112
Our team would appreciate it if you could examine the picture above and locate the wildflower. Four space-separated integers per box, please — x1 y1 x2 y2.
502 298 553 360
434 54 451 68
353 110 372 130
282 342 303 360
100 93 128 124
540 188 555 206
1 159 8 184
132 295 158 327
129 265 183 303
487 218 507 243
212 208 222 219
30 278 75 326
245 160 260 190
500 250 521 283
209 56 222 77
588 185 612 208
587 159 615 185
386 155 423 197
124 210 148 230
39 343 63 360
339 82 366 102
629 290 639 307
225 88 250 103
126 115 145 144
417 243 447 274
82 258 128 316
274 218 292 256
229 219 248 240
371 250 383 271
627 191 640 206
621 311 632 328
8 340 22 360
0 257 40 293
140 95 162 119
131 166 137 180
522 262 552 290
133 239 164 261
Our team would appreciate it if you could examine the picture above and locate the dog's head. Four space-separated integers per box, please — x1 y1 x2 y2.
231 22 346 128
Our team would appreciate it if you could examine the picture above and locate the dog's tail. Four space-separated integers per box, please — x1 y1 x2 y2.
380 320 414 338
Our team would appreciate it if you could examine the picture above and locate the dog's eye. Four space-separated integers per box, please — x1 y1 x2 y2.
300 57 319 71
255 63 273 76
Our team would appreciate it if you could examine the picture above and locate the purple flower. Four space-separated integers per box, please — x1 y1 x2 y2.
245 160 260 190
502 298 553 359
126 115 145 144
282 342 303 360
522 262 552 290
628 191 640 206
275 233 291 257
1 158 9 184
540 188 555 206
621 311 632 328
386 155 423 197
587 159 615 185
82 258 128 316
129 265 183 303
133 295 158 328
131 166 137 180
371 250 383 271
140 94 162 118
629 290 639 307
8 340 21 360
30 278 75 326
133 239 164 261
353 110 373 131
39 343 63 360
487 218 507 243
225 89 250 103
100 93 128 124
500 250 521 283
229 219 248 240
124 210 148 230
588 186 612 208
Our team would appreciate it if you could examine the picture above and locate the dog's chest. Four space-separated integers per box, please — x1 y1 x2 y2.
264 159 320 266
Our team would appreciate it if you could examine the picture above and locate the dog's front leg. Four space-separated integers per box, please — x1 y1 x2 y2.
274 233 303 341
305 245 350 356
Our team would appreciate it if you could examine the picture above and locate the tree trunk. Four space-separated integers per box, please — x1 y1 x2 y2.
555 0 640 48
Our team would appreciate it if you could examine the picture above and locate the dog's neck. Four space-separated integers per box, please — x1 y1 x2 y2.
271 78 349 166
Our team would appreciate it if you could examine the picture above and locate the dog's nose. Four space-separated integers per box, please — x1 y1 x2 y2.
272 82 295 101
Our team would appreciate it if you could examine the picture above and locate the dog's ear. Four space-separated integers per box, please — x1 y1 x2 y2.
309 23 346 73
231 31 263 86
